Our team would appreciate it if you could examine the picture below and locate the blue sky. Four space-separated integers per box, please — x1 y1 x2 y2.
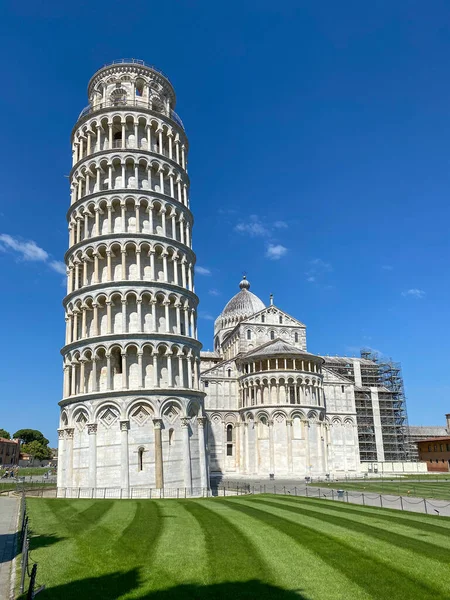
1 1 449 445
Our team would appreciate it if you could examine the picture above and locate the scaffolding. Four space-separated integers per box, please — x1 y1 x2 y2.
323 352 412 462
360 349 411 461
354 390 377 461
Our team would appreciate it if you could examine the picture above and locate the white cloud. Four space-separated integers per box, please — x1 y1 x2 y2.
0 234 49 261
274 220 288 229
305 258 333 283
196 266 211 276
381 265 394 271
0 234 65 280
266 244 288 260
199 311 215 321
309 258 332 271
402 288 426 299
235 215 269 237
49 260 67 275
208 289 221 296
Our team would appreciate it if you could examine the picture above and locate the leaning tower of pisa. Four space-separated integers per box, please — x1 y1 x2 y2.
57 59 208 497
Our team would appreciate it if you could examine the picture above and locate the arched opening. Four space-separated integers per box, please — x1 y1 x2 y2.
247 329 251 340
138 447 144 471
270 330 275 340
226 424 233 456
169 428 174 446
135 78 145 97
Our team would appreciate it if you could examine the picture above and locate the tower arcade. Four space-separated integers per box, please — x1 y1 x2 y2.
57 60 208 496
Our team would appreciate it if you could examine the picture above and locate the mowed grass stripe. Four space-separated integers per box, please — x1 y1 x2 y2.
182 500 269 584
44 499 115 536
223 497 447 600
204 499 373 600
114 501 163 565
250 496 450 598
274 494 450 537
142 500 208 591
254 496 450 563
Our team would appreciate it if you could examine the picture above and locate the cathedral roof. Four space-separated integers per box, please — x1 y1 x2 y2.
219 276 266 321
242 338 323 362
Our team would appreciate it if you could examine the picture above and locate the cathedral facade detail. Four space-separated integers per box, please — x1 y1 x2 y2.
201 277 361 478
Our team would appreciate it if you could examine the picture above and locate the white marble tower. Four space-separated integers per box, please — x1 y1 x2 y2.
57 59 208 497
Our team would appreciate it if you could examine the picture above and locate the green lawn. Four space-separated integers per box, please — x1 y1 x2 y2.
22 495 450 600
314 480 450 500
0 467 52 477
0 481 55 493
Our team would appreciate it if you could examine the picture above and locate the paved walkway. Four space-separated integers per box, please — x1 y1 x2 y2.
0 497 19 600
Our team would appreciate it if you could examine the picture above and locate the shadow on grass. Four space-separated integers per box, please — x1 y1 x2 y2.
32 570 306 600
29 533 65 551
138 580 307 599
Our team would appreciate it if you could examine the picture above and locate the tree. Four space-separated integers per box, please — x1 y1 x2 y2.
12 429 49 446
21 441 52 462
0 428 10 439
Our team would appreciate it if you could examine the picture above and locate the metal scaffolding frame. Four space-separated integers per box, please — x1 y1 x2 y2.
360 349 411 461
323 351 412 462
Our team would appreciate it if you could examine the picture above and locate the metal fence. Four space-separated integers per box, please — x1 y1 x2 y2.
212 482 450 516
18 491 45 598
57 486 212 499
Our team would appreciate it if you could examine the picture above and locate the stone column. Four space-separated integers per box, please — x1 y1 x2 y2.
137 351 143 388
57 429 65 489
87 424 97 491
197 417 208 489
286 418 293 473
153 419 164 489
268 419 275 474
181 417 192 492
244 422 250 474
240 423 246 474
317 421 324 475
106 353 112 390
305 421 311 477
235 422 241 472
122 300 128 333
120 420 130 496
92 358 98 392
137 299 143 331
121 352 127 389
65 428 74 491
63 366 70 397
324 424 330 474
136 250 141 280
106 301 112 333
166 352 173 387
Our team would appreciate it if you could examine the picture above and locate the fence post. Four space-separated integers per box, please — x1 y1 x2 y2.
20 536 28 594
346 491 349 503
332 489 334 501
380 495 383 508
400 496 403 511
27 562 37 600
318 487 321 498
295 487 297 496
264 485 266 494
306 486 308 497
424 499 428 514
274 485 276 495
362 493 365 506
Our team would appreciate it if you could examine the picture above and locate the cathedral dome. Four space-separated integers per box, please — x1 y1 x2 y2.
220 276 266 321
